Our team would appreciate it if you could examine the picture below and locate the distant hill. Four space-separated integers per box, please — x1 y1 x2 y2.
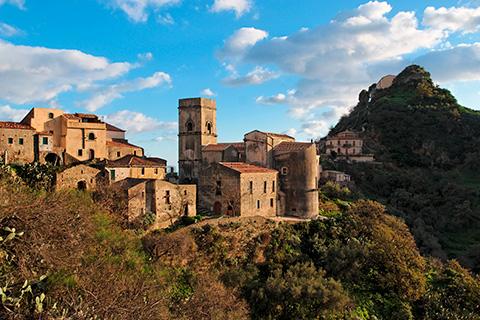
324 65 480 271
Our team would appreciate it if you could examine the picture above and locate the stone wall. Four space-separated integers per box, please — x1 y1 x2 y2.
0 127 35 164
56 164 101 190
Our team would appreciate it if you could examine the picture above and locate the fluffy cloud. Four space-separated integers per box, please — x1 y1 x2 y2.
76 71 171 111
0 40 132 105
283 128 296 137
256 93 289 105
299 120 329 138
211 0 252 18
106 110 177 134
104 0 181 22
0 0 24 9
0 105 28 121
222 67 278 86
0 22 24 37
423 6 480 34
200 88 216 96
414 43 480 83
217 27 268 60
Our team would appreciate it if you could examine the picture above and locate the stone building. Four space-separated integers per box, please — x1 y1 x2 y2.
198 162 278 217
320 170 351 187
97 154 166 182
116 178 196 229
0 121 36 164
56 164 102 190
325 130 374 162
178 98 217 184
18 107 142 165
178 97 320 219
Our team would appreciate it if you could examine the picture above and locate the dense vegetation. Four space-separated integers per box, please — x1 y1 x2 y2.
2 165 480 319
325 65 480 272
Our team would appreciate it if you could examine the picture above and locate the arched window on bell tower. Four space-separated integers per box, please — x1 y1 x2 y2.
206 122 212 134
186 121 194 132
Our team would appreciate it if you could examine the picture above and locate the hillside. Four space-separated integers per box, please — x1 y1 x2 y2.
2 167 480 319
325 65 480 271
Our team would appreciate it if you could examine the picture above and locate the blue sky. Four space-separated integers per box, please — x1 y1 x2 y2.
1 0 480 168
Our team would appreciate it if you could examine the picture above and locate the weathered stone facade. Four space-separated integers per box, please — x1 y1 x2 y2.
97 155 166 182
56 164 101 190
178 98 217 184
0 122 36 164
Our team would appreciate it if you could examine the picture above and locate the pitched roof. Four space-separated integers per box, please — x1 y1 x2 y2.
75 113 98 119
63 113 79 120
274 142 313 151
146 157 167 165
36 131 53 136
261 131 294 139
106 123 125 132
106 140 142 149
104 154 165 167
0 121 35 130
202 143 243 152
220 162 278 174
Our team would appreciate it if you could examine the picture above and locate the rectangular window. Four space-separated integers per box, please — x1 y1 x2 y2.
270 198 274 207
78 149 83 156
250 181 253 194
18 138 23 145
264 181 267 193
7 138 12 144
257 200 260 209
165 190 170 204
141 168 145 175
110 170 115 181
184 190 187 195
216 181 222 195
154 168 158 175
42 137 48 145
134 151 137 155
272 181 275 192
140 208 144 215
117 151 120 157
49 131 53 135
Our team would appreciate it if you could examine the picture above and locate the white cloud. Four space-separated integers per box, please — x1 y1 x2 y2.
153 136 164 141
104 0 181 22
423 6 480 34
283 128 296 137
299 120 329 138
106 110 177 134
414 43 480 83
0 105 28 121
201 88 216 96
0 0 25 9
217 27 268 60
222 67 278 86
0 22 24 37
76 71 171 111
211 0 252 18
256 93 289 105
0 40 132 105
157 12 174 25
137 52 153 61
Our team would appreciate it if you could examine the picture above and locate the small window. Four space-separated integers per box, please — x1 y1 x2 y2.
134 151 137 155
117 151 120 157
184 190 187 195
7 138 13 144
154 168 158 175
264 181 267 193
42 137 48 145
78 149 83 156
142 191 145 198
281 167 288 175
272 181 275 192
270 198 274 207
110 169 115 180
140 208 144 215
165 190 170 204
141 168 145 175
206 122 212 134
49 131 53 135
250 181 253 194
216 181 222 195
88 133 95 140
257 200 260 209
187 121 193 132
18 138 24 145
48 112 54 119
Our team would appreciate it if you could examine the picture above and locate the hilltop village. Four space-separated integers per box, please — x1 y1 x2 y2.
0 89 380 228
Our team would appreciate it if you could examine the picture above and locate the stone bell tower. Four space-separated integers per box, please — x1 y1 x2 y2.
178 97 217 184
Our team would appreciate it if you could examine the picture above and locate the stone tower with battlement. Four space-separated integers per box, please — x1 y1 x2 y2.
178 97 217 184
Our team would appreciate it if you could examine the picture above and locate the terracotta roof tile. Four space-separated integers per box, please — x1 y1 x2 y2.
0 121 35 130
63 113 79 119
220 162 278 174
260 131 294 139
75 113 98 119
202 143 243 152
106 140 142 149
146 157 167 165
106 123 125 132
37 131 53 136
274 142 313 151
105 155 165 167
